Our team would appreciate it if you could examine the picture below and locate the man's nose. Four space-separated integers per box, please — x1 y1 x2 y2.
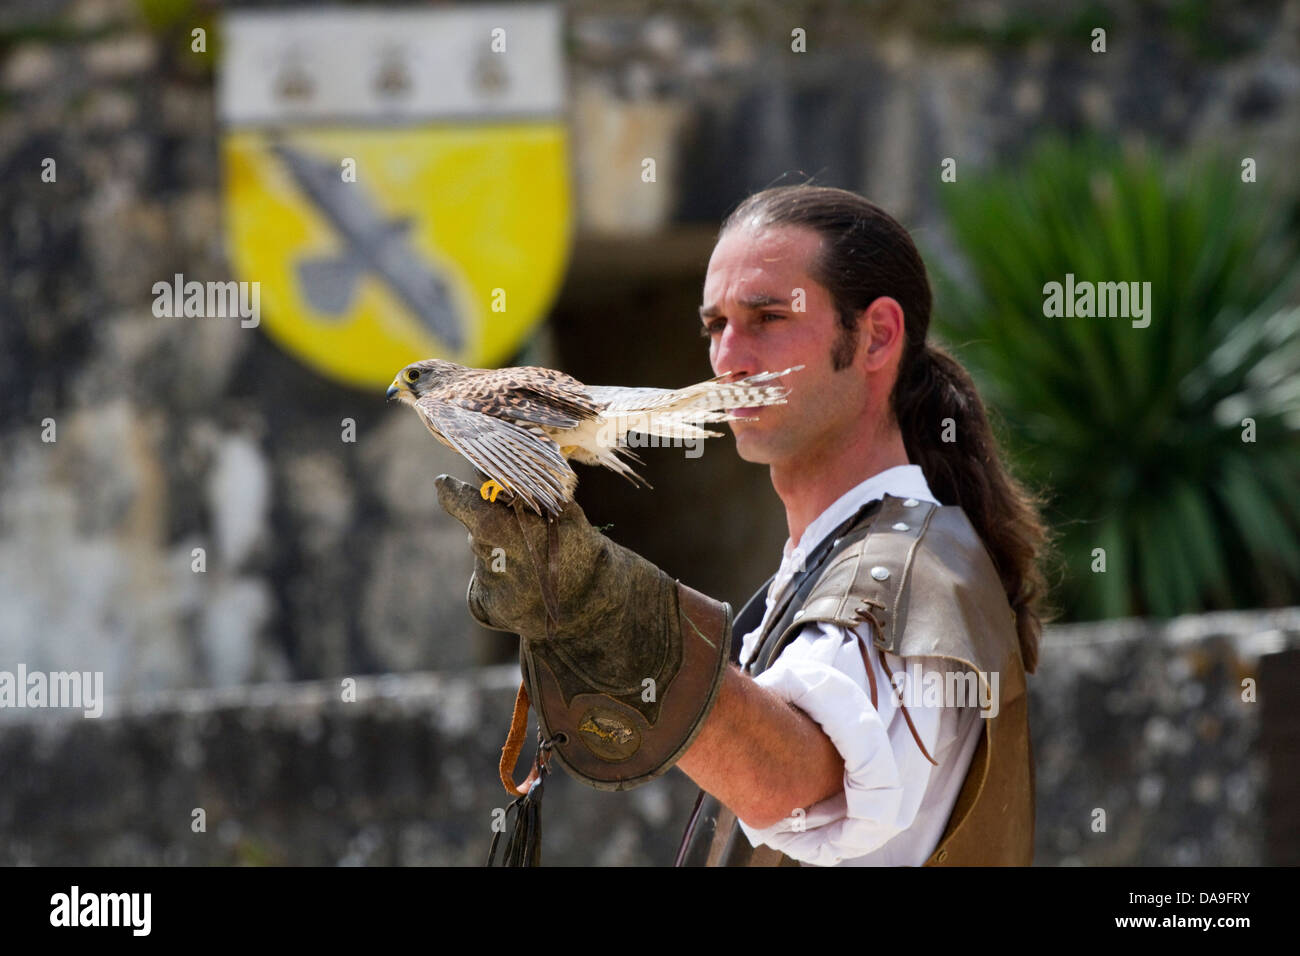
711 324 755 379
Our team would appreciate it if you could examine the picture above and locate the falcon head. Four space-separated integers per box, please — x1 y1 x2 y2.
386 359 467 405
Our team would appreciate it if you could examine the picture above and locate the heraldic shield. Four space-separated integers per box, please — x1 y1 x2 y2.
218 5 572 388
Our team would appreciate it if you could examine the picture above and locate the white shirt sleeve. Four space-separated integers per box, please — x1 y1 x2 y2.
736 621 982 867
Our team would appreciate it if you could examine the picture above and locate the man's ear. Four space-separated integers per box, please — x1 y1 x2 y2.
861 297 905 371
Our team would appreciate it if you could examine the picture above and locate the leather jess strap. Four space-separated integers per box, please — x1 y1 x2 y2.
499 681 536 797
498 505 563 799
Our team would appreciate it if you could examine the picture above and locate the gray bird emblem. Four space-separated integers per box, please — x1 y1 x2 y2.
271 141 464 350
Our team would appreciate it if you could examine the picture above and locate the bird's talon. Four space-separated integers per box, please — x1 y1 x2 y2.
480 479 507 503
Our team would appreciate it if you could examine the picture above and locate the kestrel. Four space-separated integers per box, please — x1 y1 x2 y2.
387 359 801 516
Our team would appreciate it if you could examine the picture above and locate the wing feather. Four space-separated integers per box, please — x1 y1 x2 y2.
459 367 602 429
416 399 577 516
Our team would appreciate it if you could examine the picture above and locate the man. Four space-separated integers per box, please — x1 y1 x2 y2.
437 184 1051 866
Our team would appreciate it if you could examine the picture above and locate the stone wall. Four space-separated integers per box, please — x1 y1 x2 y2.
1032 608 1299 866
3 608 1295 865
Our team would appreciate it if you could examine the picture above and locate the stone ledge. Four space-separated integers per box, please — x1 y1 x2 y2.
3 610 1296 864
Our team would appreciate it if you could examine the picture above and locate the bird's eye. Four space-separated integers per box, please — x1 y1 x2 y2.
404 369 421 384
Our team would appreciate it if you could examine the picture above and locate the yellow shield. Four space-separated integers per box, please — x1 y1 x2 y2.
218 6 571 387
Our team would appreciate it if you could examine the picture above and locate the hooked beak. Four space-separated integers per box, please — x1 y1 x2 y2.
386 378 402 402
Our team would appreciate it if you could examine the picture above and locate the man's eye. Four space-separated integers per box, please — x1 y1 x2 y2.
760 312 784 322
700 322 723 338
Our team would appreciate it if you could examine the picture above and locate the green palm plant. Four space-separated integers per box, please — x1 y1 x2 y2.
930 137 1300 620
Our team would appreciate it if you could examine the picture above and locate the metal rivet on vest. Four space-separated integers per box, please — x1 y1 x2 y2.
870 566 890 581
832 538 840 548
936 848 948 863
892 522 909 532
903 498 919 508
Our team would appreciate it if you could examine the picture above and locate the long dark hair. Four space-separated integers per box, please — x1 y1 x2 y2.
720 184 1053 672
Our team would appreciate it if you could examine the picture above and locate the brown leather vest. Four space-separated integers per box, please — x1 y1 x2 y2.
674 493 1035 866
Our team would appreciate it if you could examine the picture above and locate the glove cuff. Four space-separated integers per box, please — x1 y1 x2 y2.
521 581 732 792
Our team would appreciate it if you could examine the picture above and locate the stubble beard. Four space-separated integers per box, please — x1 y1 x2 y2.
733 333 860 468
830 317 858 372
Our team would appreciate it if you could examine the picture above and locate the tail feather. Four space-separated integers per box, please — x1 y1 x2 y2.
581 365 802 477
598 365 801 427
654 365 802 420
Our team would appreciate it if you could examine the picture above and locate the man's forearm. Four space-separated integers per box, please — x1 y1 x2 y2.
676 665 845 829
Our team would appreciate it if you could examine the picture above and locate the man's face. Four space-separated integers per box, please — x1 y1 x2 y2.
700 224 870 466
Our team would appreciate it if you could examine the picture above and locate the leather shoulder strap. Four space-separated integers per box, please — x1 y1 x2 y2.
754 494 928 673
795 494 936 650
748 499 884 675
728 575 773 667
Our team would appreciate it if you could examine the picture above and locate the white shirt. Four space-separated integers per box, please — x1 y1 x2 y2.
736 465 985 866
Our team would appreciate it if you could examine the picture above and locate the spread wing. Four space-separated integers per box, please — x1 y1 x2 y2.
414 398 577 516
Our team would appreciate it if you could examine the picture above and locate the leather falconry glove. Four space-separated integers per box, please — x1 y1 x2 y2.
435 473 732 792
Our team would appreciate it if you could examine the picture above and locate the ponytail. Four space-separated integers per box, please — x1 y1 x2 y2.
894 343 1051 673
